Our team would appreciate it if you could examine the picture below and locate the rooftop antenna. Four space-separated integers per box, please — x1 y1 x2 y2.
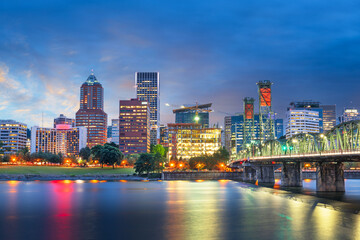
91 69 94 75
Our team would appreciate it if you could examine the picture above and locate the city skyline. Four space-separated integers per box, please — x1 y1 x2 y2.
1 1 360 128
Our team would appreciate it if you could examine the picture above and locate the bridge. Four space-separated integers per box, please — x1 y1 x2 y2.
230 120 360 192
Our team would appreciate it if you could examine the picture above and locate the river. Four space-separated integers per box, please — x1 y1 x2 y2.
0 180 359 240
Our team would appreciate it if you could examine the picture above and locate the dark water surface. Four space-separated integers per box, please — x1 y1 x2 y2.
0 180 360 240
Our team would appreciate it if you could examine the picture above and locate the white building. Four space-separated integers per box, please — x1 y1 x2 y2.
285 109 320 138
0 120 27 154
31 125 87 156
340 108 360 123
111 119 119 146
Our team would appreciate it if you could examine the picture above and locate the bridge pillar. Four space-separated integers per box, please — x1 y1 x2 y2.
255 165 275 184
243 166 256 181
281 162 302 187
316 162 345 192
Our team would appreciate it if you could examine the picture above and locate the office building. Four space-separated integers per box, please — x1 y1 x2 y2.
167 123 221 161
285 109 320 138
224 116 232 152
173 103 212 128
30 125 87 156
135 72 160 145
119 98 150 155
159 125 169 147
320 105 336 131
289 101 323 132
75 72 107 148
0 120 27 154
54 114 75 128
275 119 284 139
340 108 360 123
111 119 119 146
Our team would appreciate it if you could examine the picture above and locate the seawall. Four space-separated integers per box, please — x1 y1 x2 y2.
162 171 242 180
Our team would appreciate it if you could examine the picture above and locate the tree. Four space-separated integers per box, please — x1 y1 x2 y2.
99 145 124 169
91 145 104 161
79 147 91 165
134 153 154 175
105 142 119 149
126 154 139 166
153 152 165 173
151 144 166 157
17 147 31 163
213 147 230 161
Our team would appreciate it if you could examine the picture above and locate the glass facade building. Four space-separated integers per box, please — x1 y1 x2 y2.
135 72 160 145
320 105 336 131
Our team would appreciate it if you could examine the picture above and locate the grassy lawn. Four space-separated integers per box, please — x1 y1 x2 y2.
0 165 135 175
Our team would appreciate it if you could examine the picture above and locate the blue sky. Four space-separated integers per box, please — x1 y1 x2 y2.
1 0 360 127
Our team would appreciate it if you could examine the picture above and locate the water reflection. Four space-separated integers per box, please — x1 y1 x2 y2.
0 180 358 240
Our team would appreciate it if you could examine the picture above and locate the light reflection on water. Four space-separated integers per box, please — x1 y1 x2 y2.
0 180 359 239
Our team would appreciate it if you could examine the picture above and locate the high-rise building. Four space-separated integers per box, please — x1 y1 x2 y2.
224 116 232 153
135 72 160 145
119 98 150 155
257 80 275 143
75 72 107 149
173 103 212 128
340 108 360 123
30 125 87 156
54 114 75 128
320 105 336 131
0 120 27 154
289 101 323 132
159 125 169 147
285 109 320 138
167 123 221 161
275 119 284 139
230 114 261 155
111 119 119 146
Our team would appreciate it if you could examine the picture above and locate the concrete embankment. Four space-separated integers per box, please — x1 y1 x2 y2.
162 171 242 180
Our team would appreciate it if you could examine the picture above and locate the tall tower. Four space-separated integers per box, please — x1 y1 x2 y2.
76 72 107 149
243 97 255 149
257 80 275 143
135 72 160 145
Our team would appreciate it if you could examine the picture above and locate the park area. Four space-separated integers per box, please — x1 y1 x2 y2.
0 165 135 175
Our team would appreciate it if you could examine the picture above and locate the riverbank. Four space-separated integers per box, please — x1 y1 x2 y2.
0 174 147 181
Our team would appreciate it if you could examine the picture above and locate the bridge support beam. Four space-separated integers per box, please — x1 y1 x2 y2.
281 162 302 187
243 166 256 181
316 162 345 192
255 165 275 184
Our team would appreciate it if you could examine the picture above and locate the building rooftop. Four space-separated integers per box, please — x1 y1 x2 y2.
173 103 212 113
84 73 100 85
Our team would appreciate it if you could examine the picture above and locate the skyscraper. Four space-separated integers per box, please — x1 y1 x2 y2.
320 105 336 131
119 98 150 154
135 72 160 145
75 72 107 149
